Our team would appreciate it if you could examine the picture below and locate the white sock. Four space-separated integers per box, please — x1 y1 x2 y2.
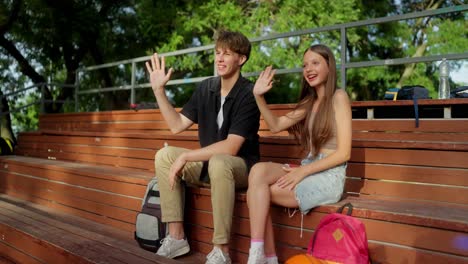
266 256 278 264
250 240 264 251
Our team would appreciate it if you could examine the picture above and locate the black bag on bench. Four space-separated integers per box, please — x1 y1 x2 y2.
396 85 430 100
134 177 166 252
0 137 14 155
451 86 468 98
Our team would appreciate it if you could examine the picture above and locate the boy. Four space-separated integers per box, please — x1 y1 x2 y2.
146 30 260 264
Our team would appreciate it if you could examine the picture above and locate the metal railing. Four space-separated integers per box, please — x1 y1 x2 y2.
0 83 76 117
1 4 467 117
76 4 468 112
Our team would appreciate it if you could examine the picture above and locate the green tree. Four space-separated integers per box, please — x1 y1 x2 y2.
1 0 466 138
345 0 467 100
139 0 362 105
1 0 192 133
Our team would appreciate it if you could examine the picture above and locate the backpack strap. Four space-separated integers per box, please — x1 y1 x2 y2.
413 96 419 128
336 202 353 216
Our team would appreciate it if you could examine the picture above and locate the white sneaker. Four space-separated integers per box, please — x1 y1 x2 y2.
155 235 190 258
205 247 232 264
247 247 266 264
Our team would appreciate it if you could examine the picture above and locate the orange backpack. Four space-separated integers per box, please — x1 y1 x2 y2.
285 254 340 264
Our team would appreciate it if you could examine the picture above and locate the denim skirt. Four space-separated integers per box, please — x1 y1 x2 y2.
294 153 346 214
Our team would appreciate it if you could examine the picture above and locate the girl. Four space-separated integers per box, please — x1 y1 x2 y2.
247 44 352 264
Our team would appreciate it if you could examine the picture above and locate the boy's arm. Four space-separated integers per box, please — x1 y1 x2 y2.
167 134 245 190
178 134 245 162
146 53 193 133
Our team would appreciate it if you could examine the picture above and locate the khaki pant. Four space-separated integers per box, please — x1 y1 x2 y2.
155 146 248 245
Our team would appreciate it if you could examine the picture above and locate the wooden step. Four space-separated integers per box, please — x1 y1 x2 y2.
0 194 204 264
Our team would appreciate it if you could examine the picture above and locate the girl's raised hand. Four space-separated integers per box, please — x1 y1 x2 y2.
253 66 276 96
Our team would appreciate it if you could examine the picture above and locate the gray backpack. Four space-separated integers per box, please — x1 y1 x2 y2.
134 178 166 251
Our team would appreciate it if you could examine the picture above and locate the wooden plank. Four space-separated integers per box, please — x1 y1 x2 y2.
17 133 200 149
345 178 468 205
347 163 468 187
0 196 181 264
0 217 92 264
186 207 467 257
352 138 468 151
0 209 164 264
38 107 468 133
352 131 468 143
0 187 136 235
186 216 468 264
0 242 43 264
187 188 468 232
353 119 468 133
0 194 132 240
0 173 139 224
350 148 468 169
0 156 153 183
13 149 154 170
1 163 147 200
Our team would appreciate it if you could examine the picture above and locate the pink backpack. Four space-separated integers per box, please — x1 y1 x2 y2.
308 203 370 264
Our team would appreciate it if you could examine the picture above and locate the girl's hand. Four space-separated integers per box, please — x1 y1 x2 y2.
253 66 276 96
275 164 303 190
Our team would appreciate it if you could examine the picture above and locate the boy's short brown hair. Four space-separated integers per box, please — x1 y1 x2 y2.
214 30 251 66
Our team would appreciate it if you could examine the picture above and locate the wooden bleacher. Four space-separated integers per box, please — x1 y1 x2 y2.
1 99 467 263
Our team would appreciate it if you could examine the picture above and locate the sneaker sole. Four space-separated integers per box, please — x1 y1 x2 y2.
167 246 190 259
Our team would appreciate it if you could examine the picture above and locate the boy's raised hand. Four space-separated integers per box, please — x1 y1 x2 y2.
253 66 276 96
145 53 173 94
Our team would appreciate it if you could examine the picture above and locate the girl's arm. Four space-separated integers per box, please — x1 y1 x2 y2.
254 66 306 133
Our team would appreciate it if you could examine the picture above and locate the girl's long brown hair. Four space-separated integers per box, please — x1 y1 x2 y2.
288 44 338 157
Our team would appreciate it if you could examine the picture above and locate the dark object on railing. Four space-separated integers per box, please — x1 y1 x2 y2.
450 86 468 98
396 85 430 128
384 88 399 101
396 85 430 100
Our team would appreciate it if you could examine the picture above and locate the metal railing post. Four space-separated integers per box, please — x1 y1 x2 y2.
130 62 136 105
340 27 347 90
75 69 80 112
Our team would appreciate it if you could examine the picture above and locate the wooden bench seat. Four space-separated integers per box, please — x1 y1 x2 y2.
1 102 468 263
0 155 154 233
0 194 202 264
186 189 468 263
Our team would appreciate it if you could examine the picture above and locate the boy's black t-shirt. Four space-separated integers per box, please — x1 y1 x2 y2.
181 75 260 177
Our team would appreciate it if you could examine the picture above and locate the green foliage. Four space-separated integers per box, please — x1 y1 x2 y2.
1 0 467 138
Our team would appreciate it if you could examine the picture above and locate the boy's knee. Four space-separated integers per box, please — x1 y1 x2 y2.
208 154 231 172
155 146 178 166
208 154 233 182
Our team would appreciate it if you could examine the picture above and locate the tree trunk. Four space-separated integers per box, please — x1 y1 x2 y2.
0 93 16 145
396 0 442 87
396 42 428 87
